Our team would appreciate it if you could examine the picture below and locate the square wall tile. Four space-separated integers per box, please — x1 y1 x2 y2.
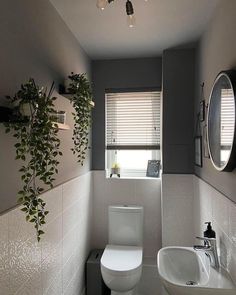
42 186 63 224
162 174 194 198
162 194 194 247
0 213 10 295
8 207 35 244
77 172 92 198
41 215 63 262
227 242 236 284
104 178 136 206
62 251 77 292
63 172 92 212
229 202 236 245
63 265 84 295
44 271 63 295
92 171 107 249
63 207 91 268
62 226 77 266
42 242 62 294
134 179 161 207
15 268 42 295
9 237 41 294
63 201 81 237
135 179 162 256
91 204 107 249
213 223 231 269
73 221 91 267
212 190 229 236
92 170 105 198
63 177 81 211
193 176 213 236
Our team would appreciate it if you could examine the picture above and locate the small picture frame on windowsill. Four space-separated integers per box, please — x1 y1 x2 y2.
146 160 161 178
194 136 203 167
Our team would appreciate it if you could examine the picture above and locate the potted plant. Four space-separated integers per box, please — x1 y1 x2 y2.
4 79 62 241
67 73 94 165
110 163 121 178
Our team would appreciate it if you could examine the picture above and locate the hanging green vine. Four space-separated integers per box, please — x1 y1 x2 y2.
4 79 62 241
67 73 93 165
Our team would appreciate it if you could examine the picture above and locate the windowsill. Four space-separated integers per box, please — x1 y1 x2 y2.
105 171 162 180
106 176 161 180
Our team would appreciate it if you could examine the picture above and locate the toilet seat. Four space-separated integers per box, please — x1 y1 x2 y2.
101 244 143 276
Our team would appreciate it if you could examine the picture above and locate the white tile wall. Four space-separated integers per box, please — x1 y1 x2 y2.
92 171 162 258
193 175 236 284
161 174 194 247
2 171 234 295
0 171 92 295
162 174 236 285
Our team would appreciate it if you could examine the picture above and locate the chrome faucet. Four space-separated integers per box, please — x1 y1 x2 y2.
193 236 220 269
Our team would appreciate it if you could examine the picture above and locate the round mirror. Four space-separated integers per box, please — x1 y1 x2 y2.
207 71 236 171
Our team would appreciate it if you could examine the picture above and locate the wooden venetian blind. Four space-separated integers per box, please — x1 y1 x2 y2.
105 91 161 150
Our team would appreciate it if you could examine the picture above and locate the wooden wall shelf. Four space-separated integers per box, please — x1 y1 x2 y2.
53 122 70 130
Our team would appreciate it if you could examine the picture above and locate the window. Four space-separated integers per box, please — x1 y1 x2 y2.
220 88 235 163
105 91 161 177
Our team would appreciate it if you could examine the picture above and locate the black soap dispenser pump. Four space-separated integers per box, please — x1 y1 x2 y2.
204 222 216 238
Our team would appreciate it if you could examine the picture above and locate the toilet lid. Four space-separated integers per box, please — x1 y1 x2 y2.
101 245 142 272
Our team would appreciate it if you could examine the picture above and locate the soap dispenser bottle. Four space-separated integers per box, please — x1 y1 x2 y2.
204 222 216 238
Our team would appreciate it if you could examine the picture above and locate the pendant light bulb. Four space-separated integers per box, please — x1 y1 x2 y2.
126 0 134 15
127 14 136 28
96 0 108 10
126 1 135 27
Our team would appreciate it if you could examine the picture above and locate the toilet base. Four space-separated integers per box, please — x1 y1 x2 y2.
111 290 135 295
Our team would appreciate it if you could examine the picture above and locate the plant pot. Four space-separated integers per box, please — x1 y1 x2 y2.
111 167 120 175
64 78 71 93
19 102 38 118
20 103 32 117
64 78 79 94
110 167 121 178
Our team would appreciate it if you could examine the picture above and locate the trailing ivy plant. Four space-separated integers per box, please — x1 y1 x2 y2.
4 79 62 241
67 73 93 165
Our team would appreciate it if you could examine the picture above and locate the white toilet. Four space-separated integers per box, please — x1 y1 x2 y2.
101 205 143 295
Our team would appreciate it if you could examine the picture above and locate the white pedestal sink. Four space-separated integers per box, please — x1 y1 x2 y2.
157 247 236 295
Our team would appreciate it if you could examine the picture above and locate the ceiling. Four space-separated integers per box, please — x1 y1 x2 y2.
49 0 219 60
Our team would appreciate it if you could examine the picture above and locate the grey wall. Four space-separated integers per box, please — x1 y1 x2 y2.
0 0 91 212
194 0 236 203
162 48 195 174
92 57 162 170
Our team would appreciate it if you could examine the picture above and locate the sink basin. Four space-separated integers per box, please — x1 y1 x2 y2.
157 247 236 295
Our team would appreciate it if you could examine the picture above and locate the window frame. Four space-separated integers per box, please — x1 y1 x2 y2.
105 88 162 178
